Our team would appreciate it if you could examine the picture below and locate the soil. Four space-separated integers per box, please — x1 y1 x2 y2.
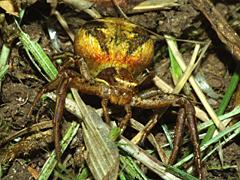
0 0 240 179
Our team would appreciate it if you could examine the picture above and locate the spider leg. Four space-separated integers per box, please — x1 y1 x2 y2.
53 75 70 161
130 95 175 143
131 95 203 178
28 74 64 117
57 55 93 83
28 72 70 161
101 98 110 124
174 98 203 179
185 101 203 179
131 95 175 109
119 104 132 131
69 75 104 96
138 89 162 99
168 108 185 165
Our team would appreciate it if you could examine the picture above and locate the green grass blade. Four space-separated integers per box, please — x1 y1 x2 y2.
120 155 148 180
203 125 240 161
201 63 240 145
38 122 80 180
18 28 58 80
198 106 240 131
175 121 240 168
169 47 182 83
0 44 10 80
76 167 89 180
166 165 198 180
217 64 240 115
161 124 173 149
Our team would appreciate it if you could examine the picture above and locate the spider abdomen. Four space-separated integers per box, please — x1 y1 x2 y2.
74 18 154 77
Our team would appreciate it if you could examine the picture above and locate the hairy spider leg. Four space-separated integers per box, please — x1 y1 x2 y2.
185 101 203 179
28 72 70 161
53 74 70 161
130 95 203 179
101 98 110 124
168 108 185 165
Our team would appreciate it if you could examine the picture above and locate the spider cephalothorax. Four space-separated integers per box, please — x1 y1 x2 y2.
29 18 204 179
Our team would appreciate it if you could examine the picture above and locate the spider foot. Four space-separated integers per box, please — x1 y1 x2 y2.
169 98 204 179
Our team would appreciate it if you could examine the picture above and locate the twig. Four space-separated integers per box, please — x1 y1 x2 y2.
190 0 240 61
0 121 52 147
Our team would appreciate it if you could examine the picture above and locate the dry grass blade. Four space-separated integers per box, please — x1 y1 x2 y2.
165 35 225 130
132 0 178 12
0 44 10 81
172 44 200 94
153 76 173 93
71 89 119 180
153 44 209 122
53 11 75 41
119 137 181 180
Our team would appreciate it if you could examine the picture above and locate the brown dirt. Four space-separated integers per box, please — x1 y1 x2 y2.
0 0 239 179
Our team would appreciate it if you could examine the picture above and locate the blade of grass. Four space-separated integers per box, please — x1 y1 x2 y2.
0 44 10 81
17 22 58 81
198 106 240 131
169 45 183 85
195 71 221 99
119 137 181 180
119 172 128 180
120 155 148 180
161 124 173 149
166 165 198 180
76 167 89 180
38 122 80 180
201 63 240 145
174 120 240 168
132 0 179 12
203 121 240 161
72 89 120 180
165 35 225 130
172 41 211 94
186 117 240 174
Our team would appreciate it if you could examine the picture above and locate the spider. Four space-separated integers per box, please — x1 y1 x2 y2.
28 18 203 179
